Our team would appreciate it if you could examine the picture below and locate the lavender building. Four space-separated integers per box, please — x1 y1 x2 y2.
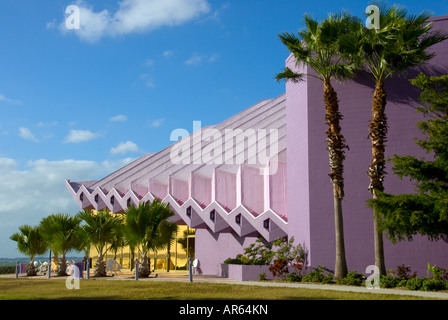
66 16 448 278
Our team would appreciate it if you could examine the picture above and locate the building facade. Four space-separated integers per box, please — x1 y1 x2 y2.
66 16 448 278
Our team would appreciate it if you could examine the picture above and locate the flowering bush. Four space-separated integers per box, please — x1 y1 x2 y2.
223 237 307 278
268 258 289 278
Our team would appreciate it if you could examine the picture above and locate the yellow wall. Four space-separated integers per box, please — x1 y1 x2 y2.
89 225 195 271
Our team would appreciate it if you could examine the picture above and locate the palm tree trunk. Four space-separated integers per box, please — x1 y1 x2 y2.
166 244 171 272
323 79 348 279
368 81 388 276
27 258 37 277
58 255 67 276
95 253 107 277
139 253 151 278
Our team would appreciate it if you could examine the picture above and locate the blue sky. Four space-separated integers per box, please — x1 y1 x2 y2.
1 0 447 258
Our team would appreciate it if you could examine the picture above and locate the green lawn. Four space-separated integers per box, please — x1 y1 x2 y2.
0 278 431 300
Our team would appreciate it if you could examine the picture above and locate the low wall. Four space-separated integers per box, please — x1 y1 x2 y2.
218 264 273 281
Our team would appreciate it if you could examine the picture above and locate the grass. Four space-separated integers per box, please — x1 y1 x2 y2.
0 277 433 300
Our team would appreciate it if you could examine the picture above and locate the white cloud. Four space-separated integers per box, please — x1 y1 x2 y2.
36 121 58 128
59 0 210 43
0 94 22 106
185 53 219 65
0 123 7 135
109 115 127 122
197 2 230 26
18 127 38 142
0 156 135 257
64 129 100 143
110 141 142 155
185 53 204 65
163 50 174 57
149 118 164 128
46 19 57 29
140 73 156 88
207 53 220 63
144 58 155 67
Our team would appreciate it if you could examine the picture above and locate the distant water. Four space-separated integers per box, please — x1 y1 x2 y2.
0 257 84 266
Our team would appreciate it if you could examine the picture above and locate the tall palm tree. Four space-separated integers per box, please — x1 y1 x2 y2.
339 3 447 275
123 199 176 278
77 209 123 277
276 13 359 279
39 213 82 276
10 225 47 276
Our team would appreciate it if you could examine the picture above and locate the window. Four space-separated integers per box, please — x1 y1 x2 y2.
80 192 84 201
110 196 115 205
210 209 216 222
127 198 132 207
263 219 270 230
235 214 241 225
186 206 192 218
94 194 99 203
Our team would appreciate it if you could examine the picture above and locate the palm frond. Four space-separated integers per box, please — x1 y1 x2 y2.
275 67 304 83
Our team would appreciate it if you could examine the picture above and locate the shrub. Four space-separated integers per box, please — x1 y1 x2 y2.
397 279 408 288
269 258 289 279
421 278 447 292
223 254 245 265
322 273 334 284
380 275 400 288
302 266 333 283
224 236 307 281
427 263 448 281
285 273 302 282
337 271 364 286
243 238 276 265
259 272 267 281
406 277 425 291
395 264 417 280
0 266 16 274
224 239 275 265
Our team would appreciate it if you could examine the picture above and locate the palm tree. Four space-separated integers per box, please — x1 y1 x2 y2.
276 13 359 279
77 209 123 277
39 213 82 276
109 222 126 261
162 221 178 272
123 199 176 278
339 3 447 275
10 225 47 276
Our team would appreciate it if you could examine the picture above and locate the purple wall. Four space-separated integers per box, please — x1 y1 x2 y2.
286 55 312 257
196 16 448 278
195 228 260 275
287 16 448 276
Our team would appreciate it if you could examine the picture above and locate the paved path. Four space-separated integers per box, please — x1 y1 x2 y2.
4 270 448 299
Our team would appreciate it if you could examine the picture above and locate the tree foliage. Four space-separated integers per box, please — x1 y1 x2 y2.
39 213 82 276
123 199 176 277
77 209 123 277
10 225 47 276
368 73 448 243
277 12 358 279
